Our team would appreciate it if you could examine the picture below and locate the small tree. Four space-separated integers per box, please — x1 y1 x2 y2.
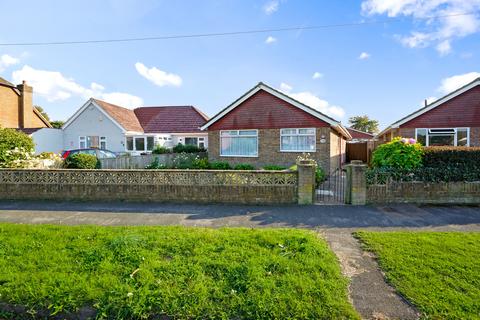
50 120 64 129
348 115 379 134
0 128 35 167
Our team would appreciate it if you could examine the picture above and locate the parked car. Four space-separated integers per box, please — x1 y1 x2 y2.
61 149 117 159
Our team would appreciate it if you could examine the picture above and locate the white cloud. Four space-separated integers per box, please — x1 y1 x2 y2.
263 0 279 14
135 62 182 87
358 52 371 60
0 54 20 72
11 65 143 108
361 0 480 55
265 36 277 44
312 72 323 80
278 83 345 119
438 72 480 94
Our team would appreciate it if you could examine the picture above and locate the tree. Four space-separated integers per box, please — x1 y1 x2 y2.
34 106 50 121
50 120 64 129
348 115 379 134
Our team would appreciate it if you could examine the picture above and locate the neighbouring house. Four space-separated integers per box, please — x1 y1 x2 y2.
62 98 209 154
347 127 375 142
0 77 63 153
377 77 480 147
201 82 351 172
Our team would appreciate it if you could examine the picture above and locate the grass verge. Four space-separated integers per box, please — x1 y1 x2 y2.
356 231 480 319
0 224 358 319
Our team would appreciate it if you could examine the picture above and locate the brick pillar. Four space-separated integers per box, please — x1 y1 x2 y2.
297 160 316 205
345 160 367 205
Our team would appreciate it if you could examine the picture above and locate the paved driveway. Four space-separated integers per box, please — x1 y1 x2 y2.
0 201 479 231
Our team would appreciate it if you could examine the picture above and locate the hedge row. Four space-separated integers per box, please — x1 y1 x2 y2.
423 146 480 168
366 166 480 184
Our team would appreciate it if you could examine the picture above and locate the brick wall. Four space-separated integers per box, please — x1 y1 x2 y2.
208 127 332 171
0 169 298 205
367 181 480 204
0 85 20 128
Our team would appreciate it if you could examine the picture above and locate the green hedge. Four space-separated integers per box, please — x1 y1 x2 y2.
65 154 99 169
423 147 480 168
172 143 206 153
366 166 480 184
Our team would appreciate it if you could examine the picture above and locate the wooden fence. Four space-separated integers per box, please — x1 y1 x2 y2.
99 153 206 169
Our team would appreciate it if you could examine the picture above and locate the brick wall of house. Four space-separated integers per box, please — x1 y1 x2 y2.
208 127 333 172
0 85 20 128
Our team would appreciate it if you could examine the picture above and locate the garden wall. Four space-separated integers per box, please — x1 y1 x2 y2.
0 169 298 204
367 181 480 204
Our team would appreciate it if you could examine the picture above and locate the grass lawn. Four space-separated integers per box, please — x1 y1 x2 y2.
356 231 480 320
0 224 358 319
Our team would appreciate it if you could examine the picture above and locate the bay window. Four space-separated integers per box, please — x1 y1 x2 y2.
220 130 258 157
415 128 469 147
280 128 316 152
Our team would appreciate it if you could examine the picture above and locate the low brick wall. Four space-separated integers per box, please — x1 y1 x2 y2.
0 169 297 204
368 181 480 204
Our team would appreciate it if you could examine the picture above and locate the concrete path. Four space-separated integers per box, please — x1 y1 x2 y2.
1 201 479 319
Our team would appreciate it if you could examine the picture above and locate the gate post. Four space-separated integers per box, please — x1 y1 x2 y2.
345 160 367 205
297 160 316 205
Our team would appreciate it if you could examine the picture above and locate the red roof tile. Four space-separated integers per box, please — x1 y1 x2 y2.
93 99 144 132
347 127 375 140
134 106 209 133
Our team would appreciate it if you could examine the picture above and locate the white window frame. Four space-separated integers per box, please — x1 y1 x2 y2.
280 128 316 152
125 135 156 152
79 136 86 149
220 129 258 157
415 127 470 147
100 136 107 150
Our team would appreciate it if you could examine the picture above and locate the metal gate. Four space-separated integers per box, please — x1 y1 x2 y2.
315 168 346 204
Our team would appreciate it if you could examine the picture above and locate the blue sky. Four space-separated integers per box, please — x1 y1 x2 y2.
0 0 479 130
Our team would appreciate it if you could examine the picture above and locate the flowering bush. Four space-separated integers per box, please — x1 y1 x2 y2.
371 137 423 170
0 148 63 169
0 128 35 167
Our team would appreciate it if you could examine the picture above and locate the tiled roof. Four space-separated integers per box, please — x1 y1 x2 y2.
15 128 43 135
134 106 209 133
93 99 144 132
347 127 375 140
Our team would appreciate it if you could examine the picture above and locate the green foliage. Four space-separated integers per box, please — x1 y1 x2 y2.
145 157 169 169
172 143 206 153
233 163 256 170
151 145 171 154
0 224 358 319
171 152 198 169
0 128 35 167
191 157 210 169
49 120 64 129
64 153 99 169
423 146 480 168
367 166 480 184
371 137 423 170
263 165 287 171
348 115 379 134
356 231 480 319
209 161 232 170
315 167 326 186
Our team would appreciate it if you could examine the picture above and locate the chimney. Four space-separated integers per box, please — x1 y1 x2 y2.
17 80 33 128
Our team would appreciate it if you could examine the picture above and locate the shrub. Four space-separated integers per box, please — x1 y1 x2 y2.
191 157 210 169
209 161 231 170
423 146 480 168
173 143 206 153
263 165 287 171
145 158 169 169
233 163 255 170
65 153 99 169
371 137 423 170
152 145 171 154
315 167 326 186
0 128 35 167
171 152 198 169
366 166 480 184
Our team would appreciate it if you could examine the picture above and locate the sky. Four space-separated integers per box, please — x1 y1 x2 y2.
0 0 479 130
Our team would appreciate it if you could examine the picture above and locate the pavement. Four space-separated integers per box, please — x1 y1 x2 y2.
1 201 479 320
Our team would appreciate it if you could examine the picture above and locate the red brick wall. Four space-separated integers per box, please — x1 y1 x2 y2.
209 89 330 130
401 86 480 128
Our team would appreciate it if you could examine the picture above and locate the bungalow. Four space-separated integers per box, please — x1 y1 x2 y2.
201 82 351 172
377 77 480 147
63 98 209 154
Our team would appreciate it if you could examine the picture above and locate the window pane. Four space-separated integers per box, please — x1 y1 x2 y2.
221 136 257 156
429 134 454 146
239 130 256 136
135 137 145 151
221 131 237 137
281 129 296 135
281 135 315 151
416 129 427 146
185 137 198 146
457 129 468 146
299 128 315 135
126 137 134 151
80 141 86 149
100 141 107 149
147 137 154 150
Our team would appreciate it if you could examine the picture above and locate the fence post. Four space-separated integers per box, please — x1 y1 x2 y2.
345 160 367 205
297 160 316 205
